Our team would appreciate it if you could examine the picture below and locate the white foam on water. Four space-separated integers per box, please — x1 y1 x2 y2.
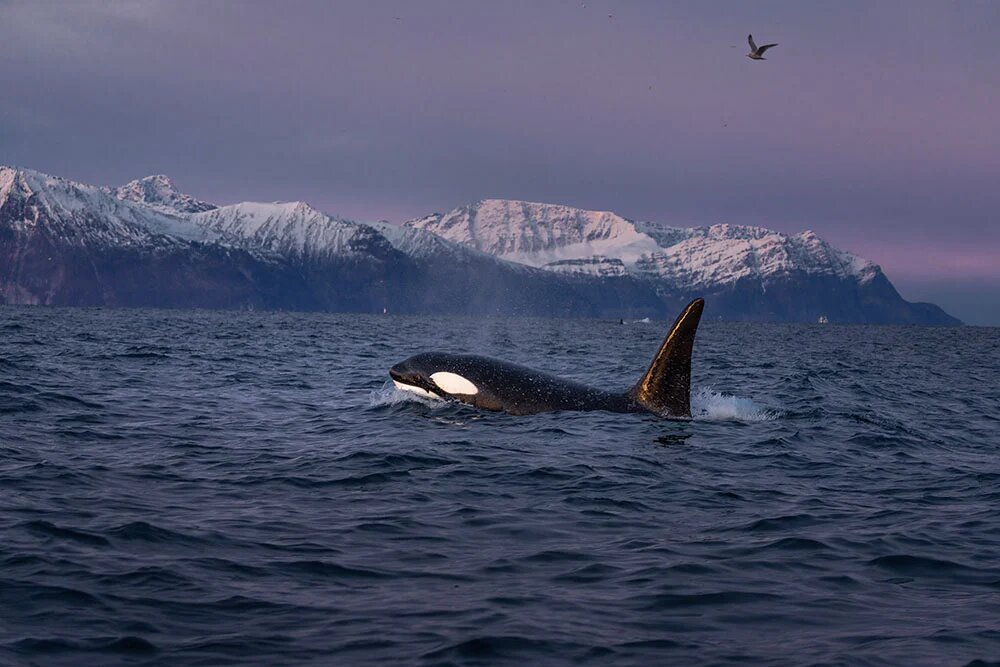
691 387 779 422
370 382 445 408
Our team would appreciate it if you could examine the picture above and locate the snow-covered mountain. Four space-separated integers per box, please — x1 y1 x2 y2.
408 199 877 287
177 200 652 314
0 167 961 323
0 167 309 308
111 174 217 215
106 177 532 269
408 199 958 324
0 167 661 316
1 167 212 245
408 199 661 267
630 224 880 290
191 202 396 261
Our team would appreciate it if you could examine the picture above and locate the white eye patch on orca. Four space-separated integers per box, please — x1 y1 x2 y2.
430 372 479 395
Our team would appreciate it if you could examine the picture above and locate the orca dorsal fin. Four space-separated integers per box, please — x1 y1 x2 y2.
629 298 704 417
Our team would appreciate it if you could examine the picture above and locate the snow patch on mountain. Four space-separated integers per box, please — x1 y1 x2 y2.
543 256 629 278
112 175 216 214
191 201 391 260
408 199 663 267
632 225 879 289
369 220 536 274
370 220 462 258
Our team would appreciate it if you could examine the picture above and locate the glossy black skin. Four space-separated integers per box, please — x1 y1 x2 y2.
390 352 638 416
390 298 705 418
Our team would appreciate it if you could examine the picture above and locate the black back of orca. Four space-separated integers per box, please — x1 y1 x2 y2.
389 298 705 417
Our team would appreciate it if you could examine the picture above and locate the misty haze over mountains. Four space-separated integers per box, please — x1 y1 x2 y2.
0 167 959 324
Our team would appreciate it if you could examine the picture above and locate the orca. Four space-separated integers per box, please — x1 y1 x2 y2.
389 298 704 418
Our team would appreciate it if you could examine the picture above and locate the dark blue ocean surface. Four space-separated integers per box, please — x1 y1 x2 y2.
1 307 999 666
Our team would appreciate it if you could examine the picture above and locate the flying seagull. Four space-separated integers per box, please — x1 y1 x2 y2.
747 34 778 60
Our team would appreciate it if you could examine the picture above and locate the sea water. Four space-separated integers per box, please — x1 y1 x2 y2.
1 307 998 666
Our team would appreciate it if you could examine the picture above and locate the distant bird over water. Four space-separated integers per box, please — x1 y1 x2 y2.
747 34 778 60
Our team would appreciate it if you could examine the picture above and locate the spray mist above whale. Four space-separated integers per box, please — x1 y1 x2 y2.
389 298 704 418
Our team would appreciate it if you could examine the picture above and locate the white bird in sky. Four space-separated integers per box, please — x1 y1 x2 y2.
746 34 778 60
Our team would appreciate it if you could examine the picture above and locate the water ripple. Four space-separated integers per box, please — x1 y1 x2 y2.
1 307 998 666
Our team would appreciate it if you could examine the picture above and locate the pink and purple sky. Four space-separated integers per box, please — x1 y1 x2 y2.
1 1 997 323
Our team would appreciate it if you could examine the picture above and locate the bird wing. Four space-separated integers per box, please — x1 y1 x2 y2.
757 43 778 54
748 34 757 52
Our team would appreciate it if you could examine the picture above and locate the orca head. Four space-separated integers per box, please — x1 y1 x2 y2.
389 352 481 401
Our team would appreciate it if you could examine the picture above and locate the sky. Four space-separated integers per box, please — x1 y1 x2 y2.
1 0 997 324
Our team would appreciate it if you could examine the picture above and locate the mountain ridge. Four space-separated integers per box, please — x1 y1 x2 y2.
1 166 663 317
0 167 960 324
407 198 879 285
110 174 217 215
406 198 957 324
